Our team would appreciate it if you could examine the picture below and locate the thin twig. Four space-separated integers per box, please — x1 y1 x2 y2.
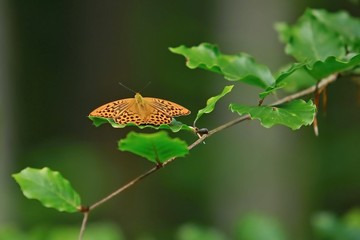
79 73 338 238
270 74 337 106
89 166 158 210
79 212 89 240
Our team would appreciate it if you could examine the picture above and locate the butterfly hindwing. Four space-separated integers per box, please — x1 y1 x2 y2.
145 109 173 125
114 108 143 125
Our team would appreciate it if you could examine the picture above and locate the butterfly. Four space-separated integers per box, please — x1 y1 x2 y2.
89 93 191 125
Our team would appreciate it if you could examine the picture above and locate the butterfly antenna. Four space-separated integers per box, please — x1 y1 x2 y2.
140 81 152 93
118 82 137 94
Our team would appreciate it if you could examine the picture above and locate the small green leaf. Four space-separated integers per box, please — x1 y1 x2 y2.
278 67 317 92
12 167 81 213
48 222 126 240
194 85 233 125
258 84 287 99
118 131 189 164
235 214 287 240
230 99 316 130
312 209 360 239
170 43 275 89
312 212 339 238
176 224 226 240
343 208 360 229
89 116 193 132
275 62 308 86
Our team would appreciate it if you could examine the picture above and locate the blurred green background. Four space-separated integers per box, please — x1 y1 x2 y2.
1 0 360 239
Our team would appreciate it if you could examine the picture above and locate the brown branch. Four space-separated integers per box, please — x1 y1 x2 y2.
79 73 338 239
89 166 158 211
79 212 89 240
270 74 337 106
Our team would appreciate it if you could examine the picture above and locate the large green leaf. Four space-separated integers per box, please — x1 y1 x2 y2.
307 54 360 79
276 9 346 63
275 9 360 88
89 116 193 132
194 85 233 125
311 9 360 52
264 9 360 96
118 131 189 164
170 43 275 89
12 167 81 213
230 99 316 130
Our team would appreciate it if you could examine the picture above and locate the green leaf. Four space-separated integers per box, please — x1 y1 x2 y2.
176 224 226 240
118 131 189 164
272 53 360 92
312 209 360 240
12 167 81 213
0 223 125 240
279 67 317 92
89 116 193 133
170 43 275 89
230 99 316 130
0 226 27 240
48 223 125 240
194 85 233 125
235 214 287 240
343 208 360 235
262 9 360 96
307 54 360 79
276 9 346 62
274 62 308 86
311 9 360 52
312 212 339 238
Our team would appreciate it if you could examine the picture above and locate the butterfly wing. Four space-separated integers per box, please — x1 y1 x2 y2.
89 98 150 125
143 108 174 125
145 97 191 117
136 97 190 125
89 95 190 126
114 108 145 125
89 98 133 119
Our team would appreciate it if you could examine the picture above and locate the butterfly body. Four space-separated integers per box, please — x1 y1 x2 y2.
89 93 190 126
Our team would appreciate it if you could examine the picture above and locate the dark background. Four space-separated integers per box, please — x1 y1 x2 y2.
1 0 360 239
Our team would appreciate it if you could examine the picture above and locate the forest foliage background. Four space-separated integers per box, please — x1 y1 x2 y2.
1 0 360 239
